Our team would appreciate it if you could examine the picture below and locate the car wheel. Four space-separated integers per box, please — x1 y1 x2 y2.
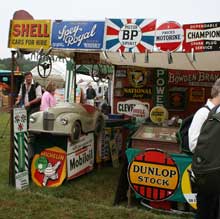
95 116 104 135
71 121 81 142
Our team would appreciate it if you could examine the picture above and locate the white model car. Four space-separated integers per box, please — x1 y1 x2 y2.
29 103 105 142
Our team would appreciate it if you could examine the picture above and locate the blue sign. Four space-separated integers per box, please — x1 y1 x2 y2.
51 21 105 50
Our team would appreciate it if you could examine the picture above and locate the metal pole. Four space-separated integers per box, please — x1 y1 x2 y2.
9 50 16 186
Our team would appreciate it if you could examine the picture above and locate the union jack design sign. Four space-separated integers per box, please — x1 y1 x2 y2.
104 18 157 53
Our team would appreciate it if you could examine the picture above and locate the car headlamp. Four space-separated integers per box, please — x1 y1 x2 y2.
29 116 36 123
60 118 68 125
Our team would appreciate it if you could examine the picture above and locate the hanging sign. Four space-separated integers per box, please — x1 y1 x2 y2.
183 22 220 52
104 18 156 52
8 20 51 49
13 108 29 190
128 149 179 201
155 21 183 52
51 21 104 50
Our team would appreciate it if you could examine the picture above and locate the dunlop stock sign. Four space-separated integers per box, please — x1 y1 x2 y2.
128 149 179 201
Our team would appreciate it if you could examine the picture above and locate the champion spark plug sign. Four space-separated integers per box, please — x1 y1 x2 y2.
155 21 183 52
104 18 156 52
183 22 220 52
128 149 179 201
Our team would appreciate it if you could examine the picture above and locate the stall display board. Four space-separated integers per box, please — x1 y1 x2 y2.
96 126 123 167
131 125 181 153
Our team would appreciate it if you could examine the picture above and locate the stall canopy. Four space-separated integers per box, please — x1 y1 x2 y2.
45 49 220 72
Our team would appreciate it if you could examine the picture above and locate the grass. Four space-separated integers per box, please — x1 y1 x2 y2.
0 111 194 219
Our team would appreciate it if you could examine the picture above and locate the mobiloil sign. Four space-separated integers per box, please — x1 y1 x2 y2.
128 149 179 201
67 133 94 180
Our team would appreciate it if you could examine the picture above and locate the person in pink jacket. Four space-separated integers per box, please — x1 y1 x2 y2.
40 81 57 111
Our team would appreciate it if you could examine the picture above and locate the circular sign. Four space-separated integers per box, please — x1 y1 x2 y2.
128 149 179 201
150 106 168 124
181 164 197 209
155 21 183 52
119 23 142 48
132 104 149 118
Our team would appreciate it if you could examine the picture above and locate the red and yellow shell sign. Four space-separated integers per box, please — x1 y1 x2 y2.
31 147 66 187
8 19 51 49
128 149 179 201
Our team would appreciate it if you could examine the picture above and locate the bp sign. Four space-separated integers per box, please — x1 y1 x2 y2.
118 23 142 48
155 21 183 52
128 149 179 201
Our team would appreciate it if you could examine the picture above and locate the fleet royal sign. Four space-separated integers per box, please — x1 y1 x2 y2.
128 149 179 201
51 21 104 50
8 20 51 49
183 22 220 52
104 18 156 52
155 21 183 52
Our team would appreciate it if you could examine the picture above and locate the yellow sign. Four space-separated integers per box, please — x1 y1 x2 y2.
129 161 178 190
150 106 168 124
181 164 197 209
128 149 179 201
8 19 51 49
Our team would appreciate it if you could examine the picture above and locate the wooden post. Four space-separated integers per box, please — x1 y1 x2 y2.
9 50 17 186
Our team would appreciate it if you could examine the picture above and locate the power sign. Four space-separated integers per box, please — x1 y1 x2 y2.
155 21 183 52
128 149 179 201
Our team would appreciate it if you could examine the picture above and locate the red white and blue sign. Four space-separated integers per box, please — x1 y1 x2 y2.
104 18 157 53
155 21 183 52
51 21 105 50
183 22 220 52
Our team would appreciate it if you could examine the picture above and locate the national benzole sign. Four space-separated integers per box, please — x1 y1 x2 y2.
128 149 179 201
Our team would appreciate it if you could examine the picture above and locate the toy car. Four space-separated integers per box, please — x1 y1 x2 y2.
29 103 105 142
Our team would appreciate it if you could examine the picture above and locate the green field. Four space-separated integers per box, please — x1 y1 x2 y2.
0 112 193 219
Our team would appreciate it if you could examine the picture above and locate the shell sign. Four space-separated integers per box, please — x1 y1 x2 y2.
31 147 66 187
128 149 179 201
8 19 51 50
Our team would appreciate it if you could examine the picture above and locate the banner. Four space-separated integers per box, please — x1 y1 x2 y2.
51 21 104 49
183 22 220 52
168 69 220 86
8 20 51 49
104 18 156 52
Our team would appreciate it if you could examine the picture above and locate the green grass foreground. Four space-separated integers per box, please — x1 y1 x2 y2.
0 112 194 219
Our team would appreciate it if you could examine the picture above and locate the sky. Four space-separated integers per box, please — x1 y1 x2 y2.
1 0 220 58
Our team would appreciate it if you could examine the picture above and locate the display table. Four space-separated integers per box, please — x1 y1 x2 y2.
131 125 181 153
